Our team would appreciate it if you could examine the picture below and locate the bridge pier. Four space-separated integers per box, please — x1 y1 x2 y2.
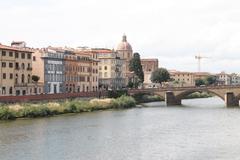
225 92 239 107
165 91 181 106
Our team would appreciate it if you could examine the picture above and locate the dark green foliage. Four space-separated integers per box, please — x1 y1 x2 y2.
108 90 128 98
151 68 170 84
129 53 144 84
195 75 217 86
195 79 205 86
127 81 134 89
132 93 163 103
205 75 217 85
32 75 40 82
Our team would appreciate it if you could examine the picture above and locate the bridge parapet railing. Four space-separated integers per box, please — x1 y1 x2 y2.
142 85 240 92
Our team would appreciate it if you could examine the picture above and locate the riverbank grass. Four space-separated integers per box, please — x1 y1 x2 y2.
0 95 136 120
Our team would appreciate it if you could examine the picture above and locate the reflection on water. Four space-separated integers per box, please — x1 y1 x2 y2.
1 97 240 160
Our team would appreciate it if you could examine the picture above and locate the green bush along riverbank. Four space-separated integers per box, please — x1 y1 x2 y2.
0 91 212 120
0 95 136 120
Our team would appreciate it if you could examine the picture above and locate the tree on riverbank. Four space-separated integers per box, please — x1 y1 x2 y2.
195 75 217 86
151 68 170 85
195 79 205 86
129 53 144 88
205 75 217 85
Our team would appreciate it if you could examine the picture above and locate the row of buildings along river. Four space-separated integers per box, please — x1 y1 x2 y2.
0 34 239 96
0 35 158 96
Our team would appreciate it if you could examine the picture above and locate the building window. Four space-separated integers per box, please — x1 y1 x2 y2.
104 72 107 77
9 87 13 95
27 63 31 70
9 63 13 68
2 51 6 56
15 74 18 84
9 52 13 57
21 53 25 59
21 74 25 83
15 62 19 69
3 73 6 79
27 74 31 83
27 53 31 59
10 73 13 79
15 52 19 58
99 66 102 70
2 62 6 67
33 56 36 61
2 87 6 95
104 66 107 70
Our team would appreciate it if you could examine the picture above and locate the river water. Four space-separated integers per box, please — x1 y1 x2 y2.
1 97 240 160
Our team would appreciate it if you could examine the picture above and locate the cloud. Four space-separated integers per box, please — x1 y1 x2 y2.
1 0 240 73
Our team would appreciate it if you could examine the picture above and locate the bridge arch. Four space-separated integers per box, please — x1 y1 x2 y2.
175 89 225 101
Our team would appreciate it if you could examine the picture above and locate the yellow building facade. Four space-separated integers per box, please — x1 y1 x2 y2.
95 49 125 90
169 70 195 87
0 43 42 96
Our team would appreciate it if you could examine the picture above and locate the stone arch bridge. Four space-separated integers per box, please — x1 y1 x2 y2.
129 85 240 107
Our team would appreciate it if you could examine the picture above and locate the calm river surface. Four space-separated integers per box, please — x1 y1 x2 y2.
1 97 240 160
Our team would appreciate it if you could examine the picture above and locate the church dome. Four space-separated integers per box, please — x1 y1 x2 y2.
116 34 132 51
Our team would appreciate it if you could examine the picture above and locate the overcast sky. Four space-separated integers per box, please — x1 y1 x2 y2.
1 0 240 73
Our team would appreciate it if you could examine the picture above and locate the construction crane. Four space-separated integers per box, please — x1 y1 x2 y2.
195 53 210 72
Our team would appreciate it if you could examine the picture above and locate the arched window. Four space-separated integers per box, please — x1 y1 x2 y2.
27 74 31 83
15 74 18 84
21 74 25 83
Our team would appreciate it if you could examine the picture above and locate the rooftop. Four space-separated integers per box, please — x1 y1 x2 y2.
0 43 34 53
